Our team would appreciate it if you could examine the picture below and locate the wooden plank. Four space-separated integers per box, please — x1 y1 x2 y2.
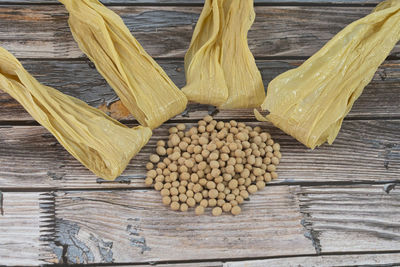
299 185 400 253
1 59 399 122
1 5 398 59
49 184 400 264
224 253 400 267
0 1 382 4
0 192 55 266
49 186 314 264
0 119 399 189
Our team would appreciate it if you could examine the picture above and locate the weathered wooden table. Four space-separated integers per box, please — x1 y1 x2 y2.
0 0 399 266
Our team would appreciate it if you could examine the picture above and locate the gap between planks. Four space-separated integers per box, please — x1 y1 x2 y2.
1 59 399 122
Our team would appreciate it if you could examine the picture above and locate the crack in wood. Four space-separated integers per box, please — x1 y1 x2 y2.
383 183 397 194
300 215 322 255
96 176 132 184
297 186 322 255
89 234 114 263
0 191 3 216
47 171 65 180
126 218 151 254
54 218 95 264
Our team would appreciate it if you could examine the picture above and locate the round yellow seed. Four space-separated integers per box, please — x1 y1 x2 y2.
228 179 238 190
256 181 266 190
154 182 163 191
150 154 160 163
170 187 179 196
208 198 217 207
206 181 216 190
162 196 171 206
200 199 208 208
217 199 225 207
231 205 241 215
145 177 153 186
195 205 205 215
179 194 187 203
146 162 154 170
209 189 219 199
160 188 170 196
222 203 232 212
156 146 166 156
240 190 249 199
180 203 189 212
247 185 258 194
170 202 180 211
212 207 222 216
194 192 203 203
187 197 196 207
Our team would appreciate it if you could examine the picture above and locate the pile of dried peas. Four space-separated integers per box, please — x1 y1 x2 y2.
145 116 281 216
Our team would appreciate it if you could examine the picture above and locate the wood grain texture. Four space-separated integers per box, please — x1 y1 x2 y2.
48 184 400 264
50 186 314 264
1 5 398 59
0 192 55 266
299 185 400 253
1 59 399 122
0 120 399 189
224 253 400 267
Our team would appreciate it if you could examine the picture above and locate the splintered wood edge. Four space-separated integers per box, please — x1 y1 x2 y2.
0 192 55 265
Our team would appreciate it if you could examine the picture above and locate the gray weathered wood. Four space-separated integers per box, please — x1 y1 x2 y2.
0 120 399 189
1 59 399 122
299 185 400 253
224 253 400 267
1 5 398 59
0 192 55 266
1 186 398 265
49 186 314 264
47 184 400 264
0 0 398 265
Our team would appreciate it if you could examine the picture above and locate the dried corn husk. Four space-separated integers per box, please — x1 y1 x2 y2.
183 0 265 109
255 0 400 149
59 0 187 129
0 47 152 180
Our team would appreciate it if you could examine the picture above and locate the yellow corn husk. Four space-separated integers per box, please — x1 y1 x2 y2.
0 47 152 180
59 0 187 130
183 0 265 109
256 0 400 149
